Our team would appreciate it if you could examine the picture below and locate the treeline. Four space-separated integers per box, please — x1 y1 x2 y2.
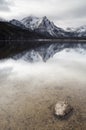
0 21 45 40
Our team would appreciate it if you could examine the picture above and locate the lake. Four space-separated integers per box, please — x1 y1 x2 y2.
0 42 86 130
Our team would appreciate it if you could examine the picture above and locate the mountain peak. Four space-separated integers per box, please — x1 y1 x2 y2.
21 16 49 28
21 15 66 37
42 16 51 24
42 16 48 20
21 16 41 30
22 16 39 21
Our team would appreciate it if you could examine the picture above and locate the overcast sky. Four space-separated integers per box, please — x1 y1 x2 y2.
0 0 86 28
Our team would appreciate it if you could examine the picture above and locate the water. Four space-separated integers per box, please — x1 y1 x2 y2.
0 43 86 130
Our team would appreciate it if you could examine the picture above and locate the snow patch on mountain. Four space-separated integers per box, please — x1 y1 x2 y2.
10 19 25 29
76 25 86 37
66 27 76 32
66 25 86 37
21 16 43 30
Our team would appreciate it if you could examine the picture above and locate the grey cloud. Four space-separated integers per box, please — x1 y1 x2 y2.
0 0 6 4
0 0 86 28
62 5 86 21
48 1 86 21
0 0 12 11
0 5 10 11
69 5 86 18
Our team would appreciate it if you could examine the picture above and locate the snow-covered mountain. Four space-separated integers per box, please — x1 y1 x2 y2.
66 27 76 32
1 15 86 38
75 25 86 37
21 16 42 30
10 19 25 29
21 16 86 38
21 16 67 37
66 25 86 37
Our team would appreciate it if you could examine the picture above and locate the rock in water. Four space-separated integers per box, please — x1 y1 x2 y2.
55 101 73 118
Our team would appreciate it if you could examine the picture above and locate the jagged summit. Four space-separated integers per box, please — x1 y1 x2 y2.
21 16 43 30
21 16 66 37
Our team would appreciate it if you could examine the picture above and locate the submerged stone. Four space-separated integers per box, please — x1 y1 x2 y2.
55 101 73 118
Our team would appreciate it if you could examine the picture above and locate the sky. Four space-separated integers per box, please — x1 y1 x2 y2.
0 0 86 28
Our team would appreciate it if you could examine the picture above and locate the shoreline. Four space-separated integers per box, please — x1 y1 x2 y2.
0 39 86 43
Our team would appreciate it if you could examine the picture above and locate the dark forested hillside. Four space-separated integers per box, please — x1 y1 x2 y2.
0 21 45 40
